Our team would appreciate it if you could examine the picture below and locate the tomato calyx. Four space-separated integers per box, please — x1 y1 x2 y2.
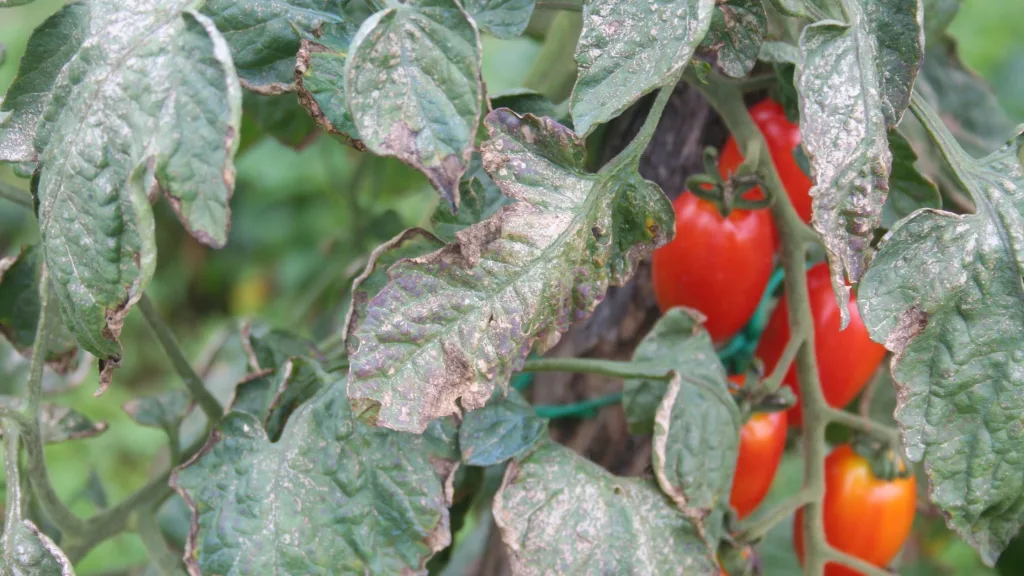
730 369 798 422
717 536 757 576
851 434 912 482
685 147 770 218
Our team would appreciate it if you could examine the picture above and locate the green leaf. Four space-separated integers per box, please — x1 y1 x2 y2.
0 245 78 370
431 155 513 243
0 397 106 444
0 520 75 575
343 228 446 355
0 2 242 374
569 0 715 135
493 441 717 574
200 0 356 91
758 41 798 64
462 0 536 39
652 371 740 534
294 23 364 145
346 0 483 206
348 110 674 432
795 0 923 325
696 0 766 79
881 130 941 229
123 390 193 430
859 120 1024 565
622 308 728 434
916 37 1015 157
490 89 562 122
459 388 546 466
172 362 457 575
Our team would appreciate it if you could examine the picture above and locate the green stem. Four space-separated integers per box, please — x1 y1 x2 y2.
521 357 672 381
735 488 813 542
690 70 831 576
535 392 623 419
908 92 975 198
0 180 32 210
760 333 804 394
139 295 223 424
522 13 582 102
2 421 22 568
136 509 185 576
824 407 900 447
605 82 677 169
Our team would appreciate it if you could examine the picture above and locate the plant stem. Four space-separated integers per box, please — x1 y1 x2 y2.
136 509 186 576
521 357 672 381
2 420 22 568
824 407 900 447
139 295 223 423
0 180 32 210
689 70 833 576
606 82 677 169
760 333 804 394
735 488 813 542
534 1 581 10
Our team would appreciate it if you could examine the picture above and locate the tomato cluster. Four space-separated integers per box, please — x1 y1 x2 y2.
651 99 914 574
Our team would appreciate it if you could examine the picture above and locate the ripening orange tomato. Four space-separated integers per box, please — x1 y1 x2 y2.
793 445 916 576
728 376 788 519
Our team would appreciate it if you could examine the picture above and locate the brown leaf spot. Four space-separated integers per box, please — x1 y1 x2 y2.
169 427 224 576
885 304 928 364
293 40 365 151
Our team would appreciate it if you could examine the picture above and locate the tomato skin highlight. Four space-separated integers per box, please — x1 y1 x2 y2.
793 445 916 576
719 99 813 223
754 263 886 426
728 376 788 519
651 192 776 343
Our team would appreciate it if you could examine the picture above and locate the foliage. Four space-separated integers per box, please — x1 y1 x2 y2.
1 0 1023 574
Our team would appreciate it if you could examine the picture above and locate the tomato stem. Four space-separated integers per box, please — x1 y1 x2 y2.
520 357 674 381
760 332 805 394
825 407 900 449
0 180 32 210
735 488 813 542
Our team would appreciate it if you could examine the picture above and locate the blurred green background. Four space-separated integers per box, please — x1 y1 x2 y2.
1 0 1023 573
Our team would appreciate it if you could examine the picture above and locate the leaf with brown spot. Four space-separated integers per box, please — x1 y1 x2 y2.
172 360 457 575
494 441 718 575
696 0 766 78
348 110 674 433
859 121 1024 565
0 2 242 372
345 0 483 206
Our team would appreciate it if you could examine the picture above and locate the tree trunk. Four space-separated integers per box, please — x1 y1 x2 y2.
473 80 728 574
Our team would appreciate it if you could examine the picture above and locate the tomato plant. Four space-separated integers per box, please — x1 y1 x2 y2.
794 445 917 576
652 192 775 343
0 0 1020 574
719 99 813 223
755 263 886 426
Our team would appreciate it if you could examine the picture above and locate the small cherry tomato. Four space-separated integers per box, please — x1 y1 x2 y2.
794 445 916 576
719 99 813 223
754 263 885 426
651 192 775 343
728 376 788 519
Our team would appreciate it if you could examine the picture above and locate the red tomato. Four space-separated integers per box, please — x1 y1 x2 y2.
651 192 775 343
719 99 813 223
754 263 885 426
794 445 916 576
728 375 788 519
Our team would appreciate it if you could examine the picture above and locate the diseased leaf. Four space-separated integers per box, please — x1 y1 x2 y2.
343 229 446 355
0 245 78 370
696 0 766 78
653 371 740 533
795 0 923 325
0 520 75 576
622 308 728 434
758 41 798 64
859 118 1024 565
0 2 242 375
459 388 546 466
569 0 714 135
493 441 717 575
348 110 674 433
916 37 1014 157
882 130 941 228
431 155 513 243
490 89 561 123
201 0 356 91
461 0 535 39
346 0 483 206
0 397 106 444
123 390 193 430
294 23 364 145
172 362 456 575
